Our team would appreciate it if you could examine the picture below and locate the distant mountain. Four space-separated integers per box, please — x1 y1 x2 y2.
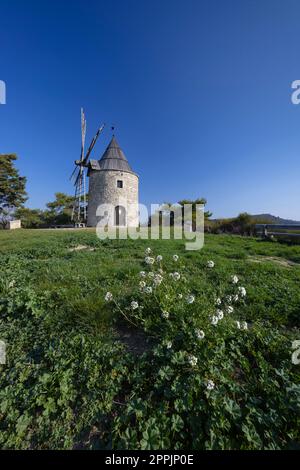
211 214 300 224
249 214 300 225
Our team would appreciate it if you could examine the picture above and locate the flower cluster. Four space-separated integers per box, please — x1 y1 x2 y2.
169 272 181 281
206 380 215 390
236 320 248 330
131 301 139 310
104 252 251 395
195 329 205 340
211 274 247 328
186 294 195 304
105 292 113 302
238 286 246 297
188 355 198 367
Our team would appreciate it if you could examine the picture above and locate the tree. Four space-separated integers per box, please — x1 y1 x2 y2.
14 207 44 228
15 193 76 229
44 192 75 226
209 212 257 236
0 154 27 228
233 212 255 235
46 192 75 214
178 198 212 231
148 198 212 231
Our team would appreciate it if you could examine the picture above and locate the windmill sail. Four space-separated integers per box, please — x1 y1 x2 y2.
82 123 105 165
71 109 105 225
81 107 86 161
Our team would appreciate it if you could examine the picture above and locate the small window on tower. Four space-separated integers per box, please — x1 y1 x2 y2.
117 180 123 188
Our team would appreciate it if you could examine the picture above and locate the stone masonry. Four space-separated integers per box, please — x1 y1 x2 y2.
87 136 139 227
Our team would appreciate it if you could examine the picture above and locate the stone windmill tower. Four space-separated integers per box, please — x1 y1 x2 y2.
87 136 139 227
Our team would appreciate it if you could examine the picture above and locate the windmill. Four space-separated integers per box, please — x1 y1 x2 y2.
70 108 105 225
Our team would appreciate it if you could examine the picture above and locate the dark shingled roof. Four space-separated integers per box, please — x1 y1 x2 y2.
88 136 137 175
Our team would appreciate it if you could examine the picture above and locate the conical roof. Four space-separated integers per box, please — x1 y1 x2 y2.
97 136 134 173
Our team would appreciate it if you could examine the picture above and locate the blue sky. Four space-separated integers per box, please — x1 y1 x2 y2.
1 0 300 219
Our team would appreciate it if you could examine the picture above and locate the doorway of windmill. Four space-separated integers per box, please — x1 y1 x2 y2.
115 205 126 226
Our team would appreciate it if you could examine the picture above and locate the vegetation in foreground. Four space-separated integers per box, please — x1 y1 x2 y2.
0 230 299 449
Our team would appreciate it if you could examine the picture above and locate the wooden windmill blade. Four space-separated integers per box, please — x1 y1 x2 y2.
73 169 81 187
82 123 105 165
69 165 78 181
80 107 86 161
69 109 86 181
71 108 86 222
72 167 84 222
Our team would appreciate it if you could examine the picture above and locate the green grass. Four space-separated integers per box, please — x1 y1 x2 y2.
0 229 299 449
1 229 300 328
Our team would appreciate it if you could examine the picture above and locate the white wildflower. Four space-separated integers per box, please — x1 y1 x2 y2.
186 294 195 304
166 341 172 349
156 255 163 262
178 293 183 299
233 294 239 302
206 380 215 390
154 274 163 286
145 256 154 265
236 321 241 329
139 271 146 278
195 329 205 340
188 355 198 367
145 247 152 255
144 286 153 294
139 280 146 289
173 254 179 262
215 298 222 306
207 260 215 268
226 295 232 303
231 275 239 284
227 306 234 314
8 280 16 288
161 310 169 319
211 315 219 325
173 272 181 281
238 286 246 297
148 271 154 278
131 301 139 310
241 321 248 330
292 340 300 365
216 309 224 320
105 292 113 302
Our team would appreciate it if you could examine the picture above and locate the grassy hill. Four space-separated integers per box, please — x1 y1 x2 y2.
0 229 299 449
250 214 300 224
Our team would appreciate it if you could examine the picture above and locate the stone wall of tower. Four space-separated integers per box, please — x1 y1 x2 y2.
87 170 139 227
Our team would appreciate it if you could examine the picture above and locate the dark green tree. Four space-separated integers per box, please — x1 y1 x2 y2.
148 198 212 231
178 198 212 231
233 212 255 235
14 207 44 228
0 154 27 228
44 192 75 226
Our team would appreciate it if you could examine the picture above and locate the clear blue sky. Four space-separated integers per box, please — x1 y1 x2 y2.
1 0 300 219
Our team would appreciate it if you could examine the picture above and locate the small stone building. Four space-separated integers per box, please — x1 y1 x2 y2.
5 220 21 230
87 136 139 227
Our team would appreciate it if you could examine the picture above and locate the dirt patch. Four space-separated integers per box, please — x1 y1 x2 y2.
68 245 95 252
115 323 155 355
248 255 299 268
